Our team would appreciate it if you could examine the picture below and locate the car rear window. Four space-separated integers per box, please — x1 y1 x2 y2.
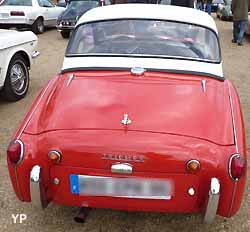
66 19 220 63
1 0 32 6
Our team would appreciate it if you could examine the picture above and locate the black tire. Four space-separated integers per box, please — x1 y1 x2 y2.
2 55 29 102
32 17 44 34
60 30 70 39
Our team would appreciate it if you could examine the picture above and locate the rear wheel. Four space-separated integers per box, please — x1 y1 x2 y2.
32 17 44 34
60 30 70 39
2 55 29 101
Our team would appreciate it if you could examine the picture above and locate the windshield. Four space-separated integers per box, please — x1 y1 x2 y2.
67 19 220 62
1 0 32 5
68 0 99 8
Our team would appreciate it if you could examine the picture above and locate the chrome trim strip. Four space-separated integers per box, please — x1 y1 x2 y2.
201 79 206 93
204 177 220 223
16 79 54 139
111 163 133 174
0 40 37 51
66 73 75 87
31 51 40 59
226 80 241 218
226 80 239 153
228 182 238 217
30 165 42 208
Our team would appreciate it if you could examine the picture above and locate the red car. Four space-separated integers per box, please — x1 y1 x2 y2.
7 4 246 223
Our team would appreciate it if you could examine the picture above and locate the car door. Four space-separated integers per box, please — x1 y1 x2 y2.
37 0 58 26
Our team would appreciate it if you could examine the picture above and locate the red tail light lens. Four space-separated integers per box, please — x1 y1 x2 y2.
10 11 25 16
7 140 24 165
229 154 246 181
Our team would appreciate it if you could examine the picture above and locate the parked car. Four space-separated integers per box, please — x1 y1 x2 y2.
0 0 65 34
57 0 109 38
245 12 250 35
216 0 232 20
56 0 67 7
7 4 246 223
0 29 39 101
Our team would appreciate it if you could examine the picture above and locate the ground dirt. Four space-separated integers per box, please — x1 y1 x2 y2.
0 15 250 232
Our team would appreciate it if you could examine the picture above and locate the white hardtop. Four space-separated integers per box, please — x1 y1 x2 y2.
77 4 218 34
0 29 37 50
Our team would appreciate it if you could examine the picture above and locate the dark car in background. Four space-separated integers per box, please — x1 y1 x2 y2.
57 0 110 38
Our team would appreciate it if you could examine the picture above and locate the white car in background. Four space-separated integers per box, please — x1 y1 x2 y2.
0 29 39 101
0 0 65 34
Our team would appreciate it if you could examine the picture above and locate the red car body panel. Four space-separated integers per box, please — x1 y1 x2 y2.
7 71 246 219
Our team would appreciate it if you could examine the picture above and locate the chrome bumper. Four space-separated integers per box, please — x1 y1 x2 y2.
31 51 40 59
30 165 48 208
204 178 220 223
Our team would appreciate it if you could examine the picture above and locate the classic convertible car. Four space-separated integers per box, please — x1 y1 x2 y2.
0 29 39 101
0 0 65 34
7 4 246 223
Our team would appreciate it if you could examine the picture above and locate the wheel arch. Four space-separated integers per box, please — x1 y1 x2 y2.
13 50 31 69
36 15 44 22
0 48 32 88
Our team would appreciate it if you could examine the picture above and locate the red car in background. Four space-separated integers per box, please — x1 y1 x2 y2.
7 4 246 223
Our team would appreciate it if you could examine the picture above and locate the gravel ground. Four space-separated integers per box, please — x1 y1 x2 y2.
0 15 250 232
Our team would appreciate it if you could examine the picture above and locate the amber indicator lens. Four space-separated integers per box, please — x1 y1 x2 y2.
48 151 61 164
186 160 200 174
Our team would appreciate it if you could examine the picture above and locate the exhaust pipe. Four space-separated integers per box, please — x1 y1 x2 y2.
74 207 91 223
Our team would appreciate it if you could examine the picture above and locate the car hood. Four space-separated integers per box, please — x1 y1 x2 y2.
25 71 234 145
58 3 98 21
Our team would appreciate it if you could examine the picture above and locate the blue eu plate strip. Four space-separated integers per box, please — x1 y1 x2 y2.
70 174 79 194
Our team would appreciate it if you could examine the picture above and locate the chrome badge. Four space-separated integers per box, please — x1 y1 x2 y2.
102 153 145 163
121 114 131 125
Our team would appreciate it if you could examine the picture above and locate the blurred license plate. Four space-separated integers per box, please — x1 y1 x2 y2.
70 174 172 199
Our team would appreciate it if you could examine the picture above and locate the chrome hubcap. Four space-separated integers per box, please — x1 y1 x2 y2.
10 63 27 94
38 21 44 32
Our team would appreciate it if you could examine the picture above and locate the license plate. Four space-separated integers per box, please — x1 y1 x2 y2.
70 174 173 199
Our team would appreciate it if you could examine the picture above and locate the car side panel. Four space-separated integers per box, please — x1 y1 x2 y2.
224 80 247 217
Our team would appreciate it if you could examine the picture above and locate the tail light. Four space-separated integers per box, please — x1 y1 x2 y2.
7 140 24 165
10 11 25 16
186 159 200 174
229 154 246 181
48 150 61 164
